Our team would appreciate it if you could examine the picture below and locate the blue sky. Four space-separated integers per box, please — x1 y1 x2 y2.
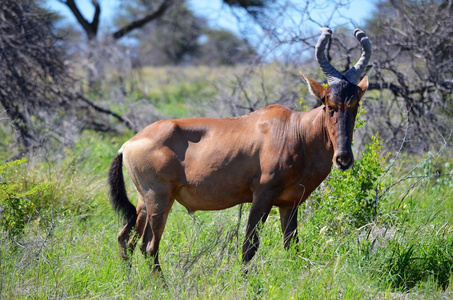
191 0 376 31
48 0 376 35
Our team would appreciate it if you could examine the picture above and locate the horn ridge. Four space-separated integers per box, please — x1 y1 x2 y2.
315 27 343 85
344 28 372 84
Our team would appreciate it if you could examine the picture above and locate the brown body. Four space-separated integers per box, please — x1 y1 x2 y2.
108 27 371 273
124 105 333 211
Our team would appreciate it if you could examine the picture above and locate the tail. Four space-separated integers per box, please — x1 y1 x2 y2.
108 152 137 225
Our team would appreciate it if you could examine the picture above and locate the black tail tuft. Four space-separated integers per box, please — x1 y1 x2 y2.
108 153 137 224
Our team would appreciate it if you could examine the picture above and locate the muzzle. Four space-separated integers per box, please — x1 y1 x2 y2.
333 151 354 171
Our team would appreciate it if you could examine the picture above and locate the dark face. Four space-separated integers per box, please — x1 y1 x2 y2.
300 72 368 170
323 80 360 171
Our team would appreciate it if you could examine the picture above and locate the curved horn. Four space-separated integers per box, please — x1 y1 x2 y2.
315 27 343 85
344 28 372 84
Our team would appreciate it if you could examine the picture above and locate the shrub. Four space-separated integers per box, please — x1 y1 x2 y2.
307 134 389 232
0 147 105 238
0 158 51 237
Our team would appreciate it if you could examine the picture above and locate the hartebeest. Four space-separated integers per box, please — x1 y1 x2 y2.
108 27 372 272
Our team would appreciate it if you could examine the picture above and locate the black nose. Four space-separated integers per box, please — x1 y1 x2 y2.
334 152 353 170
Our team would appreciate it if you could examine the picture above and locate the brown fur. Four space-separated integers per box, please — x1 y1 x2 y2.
108 76 368 272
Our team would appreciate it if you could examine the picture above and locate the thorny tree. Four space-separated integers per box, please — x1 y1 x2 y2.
0 0 74 151
0 0 132 153
363 0 453 152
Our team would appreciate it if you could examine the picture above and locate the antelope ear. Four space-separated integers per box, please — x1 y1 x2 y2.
300 71 326 103
357 76 369 100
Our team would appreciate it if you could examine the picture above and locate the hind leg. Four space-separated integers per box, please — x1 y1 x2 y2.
118 195 147 262
141 190 174 273
126 196 149 256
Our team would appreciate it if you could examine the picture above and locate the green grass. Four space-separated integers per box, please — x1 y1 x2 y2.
1 129 453 299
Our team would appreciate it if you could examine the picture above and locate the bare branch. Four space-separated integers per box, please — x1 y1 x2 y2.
360 0 453 152
77 94 136 133
63 0 100 40
112 0 174 40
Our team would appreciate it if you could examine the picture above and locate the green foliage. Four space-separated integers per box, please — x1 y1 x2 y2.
355 100 367 130
0 158 51 237
296 97 309 112
309 134 389 232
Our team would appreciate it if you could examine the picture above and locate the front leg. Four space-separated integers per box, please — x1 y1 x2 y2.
279 206 299 250
242 190 276 263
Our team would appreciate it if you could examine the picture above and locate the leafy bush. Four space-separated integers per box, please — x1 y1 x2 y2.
0 139 110 238
307 134 389 232
0 158 51 237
